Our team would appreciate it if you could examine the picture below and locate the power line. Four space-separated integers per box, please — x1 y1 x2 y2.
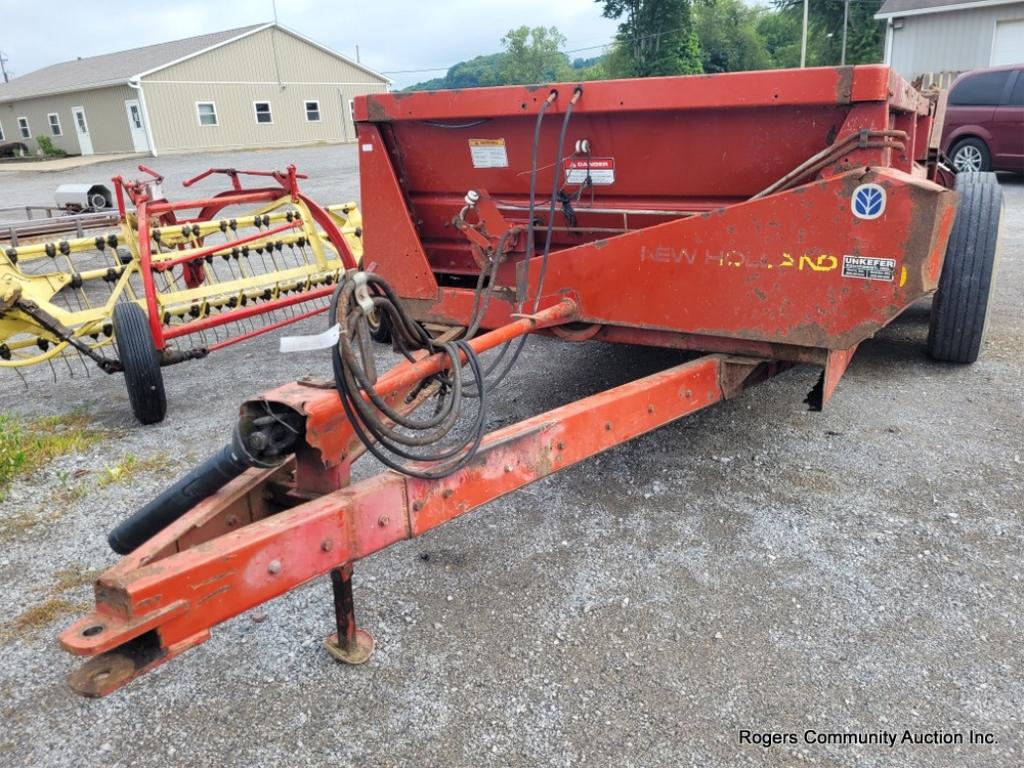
381 26 686 76
383 2 887 79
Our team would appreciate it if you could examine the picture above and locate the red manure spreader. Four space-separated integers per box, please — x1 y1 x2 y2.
58 65 1002 696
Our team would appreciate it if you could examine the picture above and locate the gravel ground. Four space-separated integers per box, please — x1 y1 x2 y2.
0 147 1021 768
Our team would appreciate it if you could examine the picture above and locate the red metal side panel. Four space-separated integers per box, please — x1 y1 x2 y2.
356 123 438 299
512 168 956 349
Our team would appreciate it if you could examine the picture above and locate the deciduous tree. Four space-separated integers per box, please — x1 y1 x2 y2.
598 0 704 77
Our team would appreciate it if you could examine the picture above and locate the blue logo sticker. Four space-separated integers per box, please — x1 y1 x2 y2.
852 183 886 220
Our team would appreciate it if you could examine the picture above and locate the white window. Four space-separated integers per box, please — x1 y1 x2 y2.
74 109 88 134
128 103 143 130
0 121 4 141
17 117 30 139
348 99 356 122
47 113 62 136
253 101 272 124
304 100 320 122
196 102 218 126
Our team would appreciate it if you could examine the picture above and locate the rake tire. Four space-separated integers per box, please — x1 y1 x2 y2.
113 302 167 425
927 172 1003 364
367 307 392 344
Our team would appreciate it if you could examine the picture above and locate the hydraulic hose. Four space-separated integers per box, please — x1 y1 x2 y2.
330 271 488 480
474 85 583 391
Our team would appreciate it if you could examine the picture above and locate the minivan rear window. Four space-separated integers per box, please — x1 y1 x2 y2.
1010 74 1024 106
949 70 1011 106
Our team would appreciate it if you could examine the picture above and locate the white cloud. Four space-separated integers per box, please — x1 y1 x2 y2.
1 0 622 89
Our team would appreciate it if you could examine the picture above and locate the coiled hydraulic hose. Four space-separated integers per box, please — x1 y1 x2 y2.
330 271 487 479
333 87 583 478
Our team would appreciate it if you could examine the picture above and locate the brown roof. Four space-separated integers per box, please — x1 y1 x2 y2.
877 0 1023 19
0 25 267 103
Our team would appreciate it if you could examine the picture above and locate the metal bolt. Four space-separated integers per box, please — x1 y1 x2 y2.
504 465 513 473
267 560 281 575
442 488 454 498
647 404 655 414
321 539 333 552
378 514 390 527
226 514 239 527
605 422 612 431
412 500 424 512
556 442 565 451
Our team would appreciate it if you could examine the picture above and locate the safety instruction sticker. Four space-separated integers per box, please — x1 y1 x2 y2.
842 255 896 281
564 157 615 185
468 138 508 168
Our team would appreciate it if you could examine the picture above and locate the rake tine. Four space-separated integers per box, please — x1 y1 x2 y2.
78 349 92 378
13 366 29 389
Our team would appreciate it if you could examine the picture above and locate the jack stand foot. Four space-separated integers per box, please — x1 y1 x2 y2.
324 563 375 665
324 628 375 665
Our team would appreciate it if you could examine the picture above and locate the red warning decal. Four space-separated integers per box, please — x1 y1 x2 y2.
563 157 615 185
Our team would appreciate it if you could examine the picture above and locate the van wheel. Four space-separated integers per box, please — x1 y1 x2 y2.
113 302 167 424
927 172 1003 364
949 138 990 173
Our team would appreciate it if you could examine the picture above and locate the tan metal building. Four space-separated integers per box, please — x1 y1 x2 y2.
0 24 390 157
877 0 1024 83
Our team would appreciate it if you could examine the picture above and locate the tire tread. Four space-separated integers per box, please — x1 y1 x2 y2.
113 302 167 424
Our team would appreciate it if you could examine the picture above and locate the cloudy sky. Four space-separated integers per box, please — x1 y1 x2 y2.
0 0 628 89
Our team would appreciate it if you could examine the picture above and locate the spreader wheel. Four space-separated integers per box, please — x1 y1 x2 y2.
366 307 392 344
113 302 167 424
927 173 1003 364
955 170 998 187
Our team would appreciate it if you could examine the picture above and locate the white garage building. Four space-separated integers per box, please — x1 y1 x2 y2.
0 23 390 157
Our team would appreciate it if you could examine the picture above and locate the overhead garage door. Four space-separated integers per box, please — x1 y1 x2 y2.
991 18 1024 66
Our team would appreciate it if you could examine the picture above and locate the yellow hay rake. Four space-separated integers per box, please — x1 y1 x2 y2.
0 165 362 423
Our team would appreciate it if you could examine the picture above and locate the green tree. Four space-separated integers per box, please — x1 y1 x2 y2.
693 0 772 73
756 6 802 69
499 26 573 84
598 0 704 77
772 0 884 67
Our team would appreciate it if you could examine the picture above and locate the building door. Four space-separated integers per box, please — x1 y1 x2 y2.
71 106 94 155
124 99 149 152
991 19 1024 66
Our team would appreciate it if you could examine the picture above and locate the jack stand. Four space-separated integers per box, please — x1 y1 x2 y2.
324 564 375 664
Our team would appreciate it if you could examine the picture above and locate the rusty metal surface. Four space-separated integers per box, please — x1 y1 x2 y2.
60 351 777 694
353 66 954 363
57 66 962 697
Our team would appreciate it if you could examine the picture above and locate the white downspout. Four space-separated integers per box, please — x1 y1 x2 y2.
128 76 158 157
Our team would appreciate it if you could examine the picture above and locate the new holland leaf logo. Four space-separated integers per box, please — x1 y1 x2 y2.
852 183 886 220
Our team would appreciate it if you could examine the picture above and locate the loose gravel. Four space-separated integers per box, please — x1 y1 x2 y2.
0 147 1021 768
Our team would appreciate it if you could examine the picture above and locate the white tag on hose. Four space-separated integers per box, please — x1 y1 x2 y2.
279 323 340 353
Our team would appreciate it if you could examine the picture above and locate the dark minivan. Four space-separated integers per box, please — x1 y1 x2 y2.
941 65 1024 174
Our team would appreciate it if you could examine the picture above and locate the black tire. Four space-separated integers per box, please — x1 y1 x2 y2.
956 170 997 187
949 137 991 173
927 173 1003 364
113 302 167 424
366 307 391 343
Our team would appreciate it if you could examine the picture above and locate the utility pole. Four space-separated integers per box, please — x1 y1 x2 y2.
0 50 10 83
355 45 361 64
800 0 809 68
841 0 851 66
